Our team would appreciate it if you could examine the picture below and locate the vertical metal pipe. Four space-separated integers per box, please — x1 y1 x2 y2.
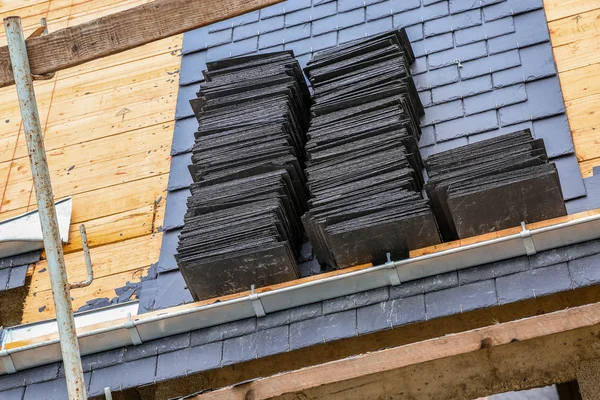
3 17 87 400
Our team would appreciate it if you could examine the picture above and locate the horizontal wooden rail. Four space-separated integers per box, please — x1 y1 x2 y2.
0 0 284 88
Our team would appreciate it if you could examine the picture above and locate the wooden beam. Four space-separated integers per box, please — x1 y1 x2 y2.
194 303 600 400
0 0 284 88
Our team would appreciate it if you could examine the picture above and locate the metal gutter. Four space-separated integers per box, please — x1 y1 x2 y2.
2 213 600 375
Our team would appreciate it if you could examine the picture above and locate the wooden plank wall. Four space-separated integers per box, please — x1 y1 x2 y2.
0 0 182 323
544 0 600 177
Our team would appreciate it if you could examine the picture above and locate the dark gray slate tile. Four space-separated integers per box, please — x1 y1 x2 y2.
0 269 9 291
81 348 125 373
190 325 226 347
435 110 498 141
204 29 233 49
6 265 28 290
464 83 527 116
389 279 424 299
313 8 365 35
233 16 284 41
0 371 25 392
152 270 193 310
567 175 600 214
367 0 422 22
460 49 521 80
339 17 395 44
432 75 492 104
256 325 289 358
338 0 369 12
285 2 337 26
163 188 188 231
207 37 258 61
412 33 453 58
419 90 433 107
289 310 357 350
529 247 570 269
405 23 424 42
124 332 191 362
222 334 257 365
467 121 533 143
23 363 60 386
357 294 426 334
323 287 389 315
492 43 556 89
298 258 321 277
257 309 291 330
458 256 530 285
289 302 323 323
569 253 600 289
157 229 180 273
449 0 481 14
499 77 565 127
424 9 481 37
420 99 463 126
428 41 487 70
532 114 574 158
260 0 312 19
220 318 257 340
0 387 24 400
209 11 259 33
567 240 600 261
553 154 587 201
455 16 515 47
260 24 311 49
182 27 209 55
167 152 192 191
285 32 337 56
171 116 196 156
425 280 498 319
156 341 222 382
496 263 572 304
483 0 544 22
421 271 459 292
415 65 459 91
411 56 428 75
0 251 41 270
88 356 157 397
420 137 468 158
23 373 91 400
175 83 199 120
179 51 206 85
419 125 436 147
138 279 159 313
488 10 549 55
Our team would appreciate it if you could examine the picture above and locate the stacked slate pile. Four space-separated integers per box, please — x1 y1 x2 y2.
176 52 311 300
301 29 441 269
424 129 567 240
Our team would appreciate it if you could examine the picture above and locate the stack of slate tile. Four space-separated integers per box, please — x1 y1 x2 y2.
302 29 441 269
176 52 311 300
424 129 567 240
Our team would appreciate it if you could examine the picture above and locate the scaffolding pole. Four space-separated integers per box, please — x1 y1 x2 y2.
3 16 87 400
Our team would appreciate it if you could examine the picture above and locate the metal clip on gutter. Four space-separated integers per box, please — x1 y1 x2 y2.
520 221 537 256
385 252 401 286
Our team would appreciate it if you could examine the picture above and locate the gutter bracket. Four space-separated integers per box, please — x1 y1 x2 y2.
385 252 401 286
249 285 266 318
0 350 16 374
125 314 143 345
520 221 537 256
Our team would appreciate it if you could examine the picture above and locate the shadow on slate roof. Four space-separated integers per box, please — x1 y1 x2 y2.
4 0 600 397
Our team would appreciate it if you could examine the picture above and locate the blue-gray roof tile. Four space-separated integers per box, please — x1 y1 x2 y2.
233 16 284 41
357 294 426 334
492 43 556 89
487 10 549 55
553 154 587 201
171 116 196 156
414 64 459 90
463 83 526 116
167 152 192 191
289 310 357 350
425 280 498 319
424 8 481 37
209 11 260 33
428 40 487 70
338 17 395 44
367 0 422 22
435 109 499 141
483 0 543 22
421 98 463 126
156 341 222 382
454 16 515 47
532 115 575 158
496 263 572 305
88 357 157 397
285 2 337 26
432 74 492 104
313 8 365 35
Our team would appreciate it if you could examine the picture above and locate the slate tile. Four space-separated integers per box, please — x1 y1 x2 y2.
207 37 258 61
483 0 543 22
567 240 600 261
455 16 515 47
296 53 312 69
492 43 556 89
424 9 481 37
286 31 337 55
428 40 487 70
425 280 498 319
24 363 60 386
157 229 180 273
498 77 565 127
23 373 91 400
458 256 530 285
553 154 587 201
411 56 428 75
167 152 193 191
124 332 191 362
88 356 157 396
209 11 259 33
323 287 389 315
567 175 600 214
357 294 426 334
367 0 422 22
152 270 194 310
405 23 424 42
171 116 196 156
288 302 322 322
190 325 225 347
411 33 453 58
298 258 322 277
420 99 463 126
222 325 289 364
532 114 574 158
0 251 41 270
0 371 25 392
422 271 459 292
420 137 468 158
449 0 481 14
414 64 459 90
419 90 433 107
419 125 436 147
205 29 233 49
435 110 498 141
528 247 570 269
182 27 209 54
260 24 311 48
389 279 424 299
0 387 24 400
338 0 368 12
460 49 521 80
220 318 257 339
569 253 600 288
6 265 28 290
137 279 159 313
156 342 222 381
467 121 533 144
313 8 365 35
285 2 337 26
339 17 395 44
257 309 291 330
233 16 284 41
0 269 9 291
175 83 199 120
496 263 572 304
432 74 492 104
256 325 290 358
488 10 549 55
222 334 257 365
424 0 446 4
260 0 312 19
289 310 357 350
464 83 526 115
81 348 125 373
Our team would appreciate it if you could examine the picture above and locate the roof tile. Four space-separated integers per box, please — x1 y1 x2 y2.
0 387 24 400
414 64 459 90
367 0 422 22
567 239 600 261
420 137 468 158
411 56 428 75
88 357 157 397
313 8 365 35
338 17 394 44
233 16 284 41
492 43 556 88
496 263 572 305
207 37 258 61
487 10 549 55
428 40 487 70
463 83 526 115
412 33 454 58
435 109 498 141
424 9 481 37
167 152 193 191
285 2 337 26
123 332 191 362
182 27 208 55
289 310 357 350
391 1 449 26
23 373 91 400
483 0 543 22
466 121 533 143
286 32 337 55
260 24 311 48
156 342 222 381
405 23 424 41
454 16 515 47
421 271 459 292
171 116 196 156
420 98 463 125
175 83 199 120
458 256 530 285
569 253 600 289
323 287 389 315
209 11 259 33
432 74 492 104
419 125 436 147
157 229 180 273
419 90 433 107
260 0 312 19
553 154 587 201
425 280 498 319
256 325 290 358
152 270 194 310
459 49 520 80
357 294 425 334
448 0 481 14
205 29 233 49
532 115 574 158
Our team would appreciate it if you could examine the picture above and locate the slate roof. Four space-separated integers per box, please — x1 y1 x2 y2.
2 0 600 397
0 251 40 292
